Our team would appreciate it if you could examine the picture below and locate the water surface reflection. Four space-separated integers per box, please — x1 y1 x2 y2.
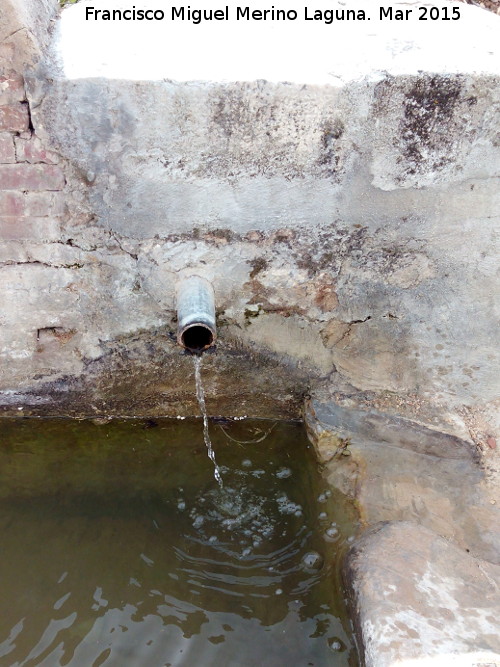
0 419 359 666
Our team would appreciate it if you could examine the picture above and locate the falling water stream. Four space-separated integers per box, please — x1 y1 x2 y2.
194 355 223 487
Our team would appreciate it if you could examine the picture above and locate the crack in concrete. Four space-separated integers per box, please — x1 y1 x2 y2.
0 260 84 270
110 234 138 261
336 315 372 346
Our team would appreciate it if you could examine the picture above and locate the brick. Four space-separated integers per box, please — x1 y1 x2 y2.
0 191 24 216
0 104 29 133
0 191 65 216
0 217 61 241
0 133 15 163
48 192 66 216
0 73 25 105
25 192 61 217
0 164 65 191
14 135 59 164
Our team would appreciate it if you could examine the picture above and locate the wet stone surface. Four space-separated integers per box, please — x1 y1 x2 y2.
0 335 317 419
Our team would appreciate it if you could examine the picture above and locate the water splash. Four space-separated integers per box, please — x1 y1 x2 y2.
194 356 223 487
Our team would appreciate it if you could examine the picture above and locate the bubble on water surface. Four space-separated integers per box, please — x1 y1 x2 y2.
301 551 324 572
324 527 339 542
276 493 302 516
328 637 346 652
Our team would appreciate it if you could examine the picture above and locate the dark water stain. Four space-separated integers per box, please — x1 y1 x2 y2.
374 74 472 182
400 75 462 176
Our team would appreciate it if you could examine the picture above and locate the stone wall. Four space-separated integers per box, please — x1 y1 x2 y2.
0 77 64 227
0 0 499 424
1 4 499 662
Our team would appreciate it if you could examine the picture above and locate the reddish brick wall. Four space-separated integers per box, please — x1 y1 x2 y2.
0 71 66 241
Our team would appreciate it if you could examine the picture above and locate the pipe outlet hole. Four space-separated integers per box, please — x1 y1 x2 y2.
181 325 214 352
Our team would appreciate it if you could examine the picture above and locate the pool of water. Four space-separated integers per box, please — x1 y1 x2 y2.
0 418 359 666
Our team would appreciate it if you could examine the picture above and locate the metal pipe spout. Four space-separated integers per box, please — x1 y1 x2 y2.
175 275 216 353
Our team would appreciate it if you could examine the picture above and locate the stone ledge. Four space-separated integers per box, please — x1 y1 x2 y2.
343 521 500 667
305 398 476 463
305 398 499 564
0 331 319 420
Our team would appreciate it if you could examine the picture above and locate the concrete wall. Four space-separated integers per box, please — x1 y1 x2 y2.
0 0 499 421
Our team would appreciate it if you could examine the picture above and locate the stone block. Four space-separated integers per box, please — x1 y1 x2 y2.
0 164 65 191
0 72 25 105
0 103 29 133
344 522 500 667
14 135 59 164
26 192 63 217
305 398 500 563
0 191 24 216
0 133 15 163
0 0 58 72
47 192 66 216
0 216 61 241
0 191 62 217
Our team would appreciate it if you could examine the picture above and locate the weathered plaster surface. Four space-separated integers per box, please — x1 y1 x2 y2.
12 2 500 413
1 68 497 413
1 1 499 417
